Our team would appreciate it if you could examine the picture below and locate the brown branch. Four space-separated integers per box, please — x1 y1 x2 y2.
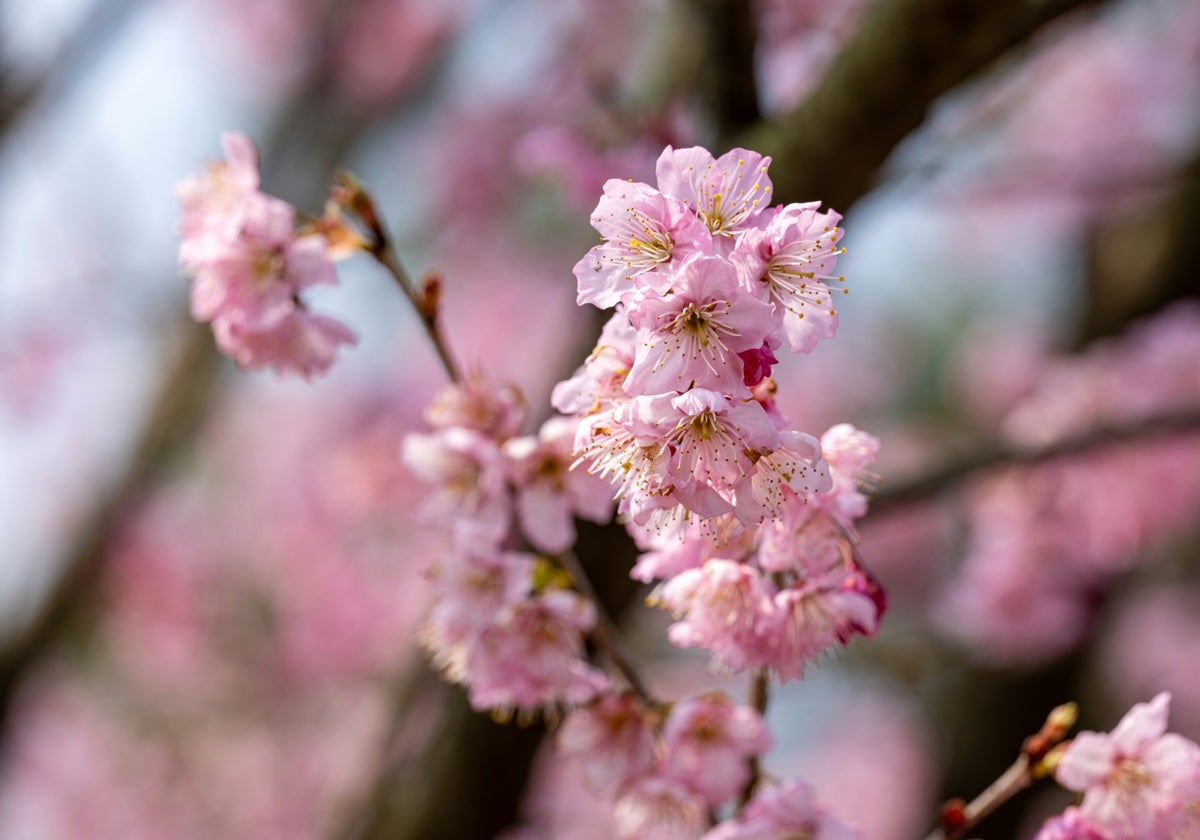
870 407 1200 514
737 668 770 810
341 176 463 384
925 703 1076 840
740 0 1104 210
692 0 762 144
559 551 657 706
0 319 221 740
0 0 145 142
926 754 1034 840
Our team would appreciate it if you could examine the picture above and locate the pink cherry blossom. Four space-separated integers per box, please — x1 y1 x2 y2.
177 131 261 264
766 569 882 682
737 429 831 526
503 416 614 554
550 310 637 416
659 693 771 806
572 403 680 523
656 147 773 239
1056 692 1200 838
1033 807 1110 840
464 590 609 713
189 193 336 331
422 544 536 683
630 514 751 583
623 255 775 397
703 778 864 840
178 134 357 379
612 776 709 840
740 201 846 354
401 426 511 541
574 179 713 310
630 389 780 505
657 559 775 672
423 368 527 439
212 309 356 379
557 693 658 797
817 423 880 524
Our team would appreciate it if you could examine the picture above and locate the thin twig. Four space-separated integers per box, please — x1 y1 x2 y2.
924 702 1076 840
871 407 1200 514
924 755 1033 840
370 242 462 384
738 668 770 809
559 551 657 707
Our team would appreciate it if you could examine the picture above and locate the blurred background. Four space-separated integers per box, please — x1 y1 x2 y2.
1 0 1198 837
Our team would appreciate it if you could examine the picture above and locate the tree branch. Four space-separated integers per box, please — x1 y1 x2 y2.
692 0 762 143
740 0 1104 210
0 320 221 740
870 407 1200 514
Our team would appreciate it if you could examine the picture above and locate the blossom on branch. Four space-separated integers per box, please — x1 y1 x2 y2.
1053 693 1200 839
177 132 357 378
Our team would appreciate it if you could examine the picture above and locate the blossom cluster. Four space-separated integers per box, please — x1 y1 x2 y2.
556 691 860 840
553 146 884 679
1035 693 1200 839
401 371 615 714
177 132 357 378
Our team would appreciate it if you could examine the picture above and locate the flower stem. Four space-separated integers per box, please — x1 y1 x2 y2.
558 550 657 707
371 242 462 383
738 667 770 810
336 171 462 383
924 755 1032 840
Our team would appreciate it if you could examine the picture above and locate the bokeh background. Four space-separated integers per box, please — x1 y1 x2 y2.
1 0 1198 837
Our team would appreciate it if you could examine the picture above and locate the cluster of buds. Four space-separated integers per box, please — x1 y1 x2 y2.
177 133 358 378
554 146 885 679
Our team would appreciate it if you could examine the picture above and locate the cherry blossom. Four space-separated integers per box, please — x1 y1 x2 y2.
703 778 863 840
656 147 773 239
1056 693 1200 838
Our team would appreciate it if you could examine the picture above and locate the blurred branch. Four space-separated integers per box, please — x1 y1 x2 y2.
0 0 144 142
349 518 645 840
0 320 220 739
692 0 762 143
0 0 425 754
561 549 657 705
1078 149 1200 344
741 0 1104 210
871 407 1200 514
737 668 769 809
